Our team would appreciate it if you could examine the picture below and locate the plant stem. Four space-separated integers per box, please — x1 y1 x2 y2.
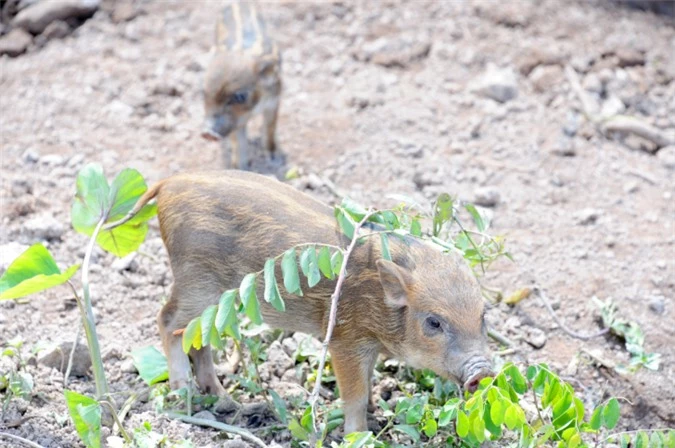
488 328 513 347
101 398 132 443
0 432 45 448
166 412 268 448
80 217 109 399
308 210 377 434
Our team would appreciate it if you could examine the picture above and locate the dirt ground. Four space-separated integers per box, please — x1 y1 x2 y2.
1 0 674 447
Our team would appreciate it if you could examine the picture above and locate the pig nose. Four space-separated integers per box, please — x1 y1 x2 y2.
463 369 492 393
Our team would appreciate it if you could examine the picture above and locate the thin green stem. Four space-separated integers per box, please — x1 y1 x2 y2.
101 398 131 443
80 217 109 399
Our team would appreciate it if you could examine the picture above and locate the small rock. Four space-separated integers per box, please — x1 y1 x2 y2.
413 170 442 189
515 47 564 75
111 253 138 272
38 342 91 376
40 154 65 166
582 73 603 95
623 181 639 194
648 296 665 315
0 242 30 273
524 327 547 349
193 410 217 421
120 359 137 373
358 33 431 68
41 20 71 40
24 214 65 240
214 397 240 414
575 208 602 225
151 82 182 97
266 341 294 378
615 48 645 68
473 186 501 207
0 28 32 57
657 146 675 169
471 64 518 103
12 0 100 34
549 136 576 157
221 441 251 448
22 148 40 163
529 64 564 93
601 96 625 117
111 1 138 23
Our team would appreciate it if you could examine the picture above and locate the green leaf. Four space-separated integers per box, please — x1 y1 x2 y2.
635 431 649 448
504 405 519 430
330 250 344 276
464 204 486 232
456 411 470 438
484 402 503 437
0 244 79 300
288 419 309 442
130 346 168 386
300 247 321 288
507 365 528 394
317 246 334 280
438 402 458 427
410 218 422 237
394 424 420 443
268 390 288 425
215 289 240 339
71 164 157 257
182 317 201 353
433 193 454 236
472 411 486 443
239 273 262 324
64 390 101 448
263 258 285 312
335 207 356 239
380 234 392 261
281 249 302 295
341 197 368 222
490 399 505 426
589 405 603 430
423 418 438 438
200 305 218 348
602 398 620 430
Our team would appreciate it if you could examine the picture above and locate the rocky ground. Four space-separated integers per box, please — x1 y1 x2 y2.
1 0 674 447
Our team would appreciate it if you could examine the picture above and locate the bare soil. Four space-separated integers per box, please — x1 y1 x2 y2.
1 1 673 447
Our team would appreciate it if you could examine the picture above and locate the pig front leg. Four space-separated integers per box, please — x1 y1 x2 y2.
231 125 250 170
261 96 279 156
331 343 379 434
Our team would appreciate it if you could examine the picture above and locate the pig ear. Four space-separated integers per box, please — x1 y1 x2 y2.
376 259 413 308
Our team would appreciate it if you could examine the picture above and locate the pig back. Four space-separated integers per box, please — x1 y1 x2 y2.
216 2 276 58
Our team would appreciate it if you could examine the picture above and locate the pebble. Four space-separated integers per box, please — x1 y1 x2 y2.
120 359 137 373
12 0 100 34
24 214 65 240
41 20 71 41
38 341 92 376
22 148 40 164
575 208 602 225
601 96 625 118
111 253 138 272
471 64 519 103
473 186 501 207
529 65 564 93
213 397 240 414
648 296 665 315
656 146 675 169
40 154 66 166
0 28 32 57
192 410 217 421
265 341 295 377
582 73 603 95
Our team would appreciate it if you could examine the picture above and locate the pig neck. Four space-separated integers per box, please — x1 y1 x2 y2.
338 232 413 358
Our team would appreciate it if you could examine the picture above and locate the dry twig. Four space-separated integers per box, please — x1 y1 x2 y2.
533 287 609 340
0 432 45 448
166 412 268 448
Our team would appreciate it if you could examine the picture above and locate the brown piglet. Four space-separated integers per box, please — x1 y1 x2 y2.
118 171 492 434
201 3 281 169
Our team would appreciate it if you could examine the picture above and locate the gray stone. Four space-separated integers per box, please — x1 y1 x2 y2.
39 341 91 376
25 214 65 240
601 96 625 118
529 65 564 93
40 154 65 166
111 253 138 272
582 73 603 95
0 28 32 57
192 410 217 421
266 341 294 378
41 20 71 40
575 208 602 226
648 296 665 315
120 358 137 373
657 146 675 169
214 397 240 414
473 186 501 207
22 148 40 163
12 0 100 34
471 64 518 103
524 327 547 349
0 242 30 273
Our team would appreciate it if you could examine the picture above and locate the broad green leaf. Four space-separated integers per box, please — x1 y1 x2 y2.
465 204 486 232
526 365 538 381
394 424 420 443
507 365 528 394
504 405 519 430
330 250 344 276
288 419 309 442
71 163 157 257
410 218 422 237
456 411 470 438
650 431 664 448
281 249 302 296
635 431 649 448
438 402 458 427
568 433 582 448
589 405 603 430
602 398 620 430
490 399 505 426
200 305 218 348
0 244 79 300
300 247 321 288
317 246 334 279
215 289 240 339
64 390 101 448
335 207 355 239
423 418 438 438
182 317 201 353
341 197 368 222
268 390 288 425
433 193 454 236
239 273 262 324
130 346 168 386
472 411 486 442
263 258 285 312
380 234 392 261
484 402 503 437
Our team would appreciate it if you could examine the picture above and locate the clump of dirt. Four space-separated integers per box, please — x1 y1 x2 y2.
1 0 673 446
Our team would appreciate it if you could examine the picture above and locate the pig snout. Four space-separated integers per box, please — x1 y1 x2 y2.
201 115 233 141
461 356 493 393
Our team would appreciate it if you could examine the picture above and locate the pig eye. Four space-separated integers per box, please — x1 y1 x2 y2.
425 316 442 331
227 91 248 105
